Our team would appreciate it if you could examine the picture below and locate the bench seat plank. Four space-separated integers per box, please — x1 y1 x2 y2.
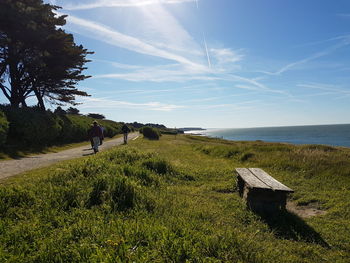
235 168 270 190
249 168 294 192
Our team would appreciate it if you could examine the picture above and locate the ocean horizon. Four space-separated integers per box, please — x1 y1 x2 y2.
185 124 350 148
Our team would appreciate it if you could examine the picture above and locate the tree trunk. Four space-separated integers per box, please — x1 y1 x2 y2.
10 92 20 108
20 97 27 107
33 87 46 111
8 54 22 108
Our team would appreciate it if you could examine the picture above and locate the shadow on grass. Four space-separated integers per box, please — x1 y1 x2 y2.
82 152 95 156
0 145 48 160
0 141 89 160
256 209 330 248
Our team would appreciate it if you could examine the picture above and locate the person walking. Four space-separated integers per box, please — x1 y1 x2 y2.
121 124 131 144
89 121 103 153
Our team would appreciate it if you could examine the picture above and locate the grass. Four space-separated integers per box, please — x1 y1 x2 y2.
0 134 349 262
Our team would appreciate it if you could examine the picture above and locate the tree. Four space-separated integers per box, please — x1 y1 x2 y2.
66 107 80 115
0 0 92 110
87 113 105 119
54 106 66 115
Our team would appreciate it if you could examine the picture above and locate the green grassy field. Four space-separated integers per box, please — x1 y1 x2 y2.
1 135 349 262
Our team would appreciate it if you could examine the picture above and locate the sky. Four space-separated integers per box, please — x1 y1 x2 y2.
9 0 350 128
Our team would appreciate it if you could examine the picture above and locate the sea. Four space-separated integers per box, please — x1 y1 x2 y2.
185 124 350 148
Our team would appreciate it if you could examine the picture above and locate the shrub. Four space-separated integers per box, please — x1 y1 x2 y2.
57 115 122 143
0 186 36 216
87 178 109 207
58 114 91 143
110 177 138 211
0 106 123 148
142 157 173 175
66 107 80 115
123 164 158 186
0 110 9 147
160 129 178 135
240 152 254 162
100 119 122 138
141 126 161 140
3 106 62 146
87 113 105 119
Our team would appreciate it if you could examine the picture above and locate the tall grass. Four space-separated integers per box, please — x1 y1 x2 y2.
0 135 349 262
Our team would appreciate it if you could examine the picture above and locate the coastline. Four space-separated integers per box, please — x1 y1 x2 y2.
184 124 350 148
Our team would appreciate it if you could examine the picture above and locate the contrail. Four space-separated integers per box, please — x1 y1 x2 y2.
195 0 210 68
203 32 211 68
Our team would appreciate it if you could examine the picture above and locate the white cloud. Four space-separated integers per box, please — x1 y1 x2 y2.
92 59 288 98
193 103 256 111
93 63 217 82
92 59 143 70
57 6 289 99
131 3 204 61
210 48 244 65
64 0 197 10
56 10 253 87
62 14 206 70
293 35 350 48
78 97 186 111
297 83 350 96
258 37 350 75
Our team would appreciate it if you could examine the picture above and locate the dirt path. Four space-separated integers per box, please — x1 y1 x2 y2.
0 133 139 180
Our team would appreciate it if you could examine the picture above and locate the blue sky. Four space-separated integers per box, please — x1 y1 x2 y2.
16 1 350 127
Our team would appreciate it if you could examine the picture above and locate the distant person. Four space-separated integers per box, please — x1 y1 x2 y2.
88 124 94 148
89 121 103 153
99 125 105 145
122 124 131 144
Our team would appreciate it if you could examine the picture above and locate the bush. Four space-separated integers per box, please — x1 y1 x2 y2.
100 119 122 137
142 157 173 175
87 113 105 119
0 110 9 147
0 186 36 216
61 115 122 142
87 177 109 208
0 106 123 148
58 114 91 143
110 177 138 211
2 106 62 146
141 126 161 140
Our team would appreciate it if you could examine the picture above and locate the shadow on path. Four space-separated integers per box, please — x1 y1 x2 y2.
82 152 95 156
256 209 330 248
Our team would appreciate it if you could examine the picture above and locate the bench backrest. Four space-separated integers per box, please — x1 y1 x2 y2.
236 168 294 192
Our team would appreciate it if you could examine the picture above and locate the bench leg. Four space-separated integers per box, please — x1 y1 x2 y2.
237 176 245 197
279 195 287 210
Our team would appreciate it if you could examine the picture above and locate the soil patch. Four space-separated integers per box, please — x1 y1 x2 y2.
286 201 326 218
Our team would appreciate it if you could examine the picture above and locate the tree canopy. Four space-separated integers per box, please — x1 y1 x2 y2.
66 107 80 115
0 0 93 110
87 113 105 119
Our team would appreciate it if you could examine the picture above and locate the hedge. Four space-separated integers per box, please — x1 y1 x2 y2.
0 111 9 147
3 107 62 146
141 126 161 140
0 106 123 147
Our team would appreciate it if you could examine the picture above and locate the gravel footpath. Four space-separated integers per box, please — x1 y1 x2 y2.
0 133 139 180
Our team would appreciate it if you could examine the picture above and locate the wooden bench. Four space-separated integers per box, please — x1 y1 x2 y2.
235 168 294 212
